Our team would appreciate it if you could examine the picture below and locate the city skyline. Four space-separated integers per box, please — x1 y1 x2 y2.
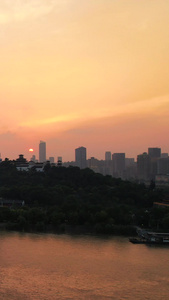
1 141 169 162
0 0 169 160
13 145 169 183
1 143 168 164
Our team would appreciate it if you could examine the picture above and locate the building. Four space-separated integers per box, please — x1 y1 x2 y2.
125 158 136 180
161 153 168 158
148 147 161 180
39 141 46 162
57 156 62 166
105 151 111 161
87 157 99 173
157 157 169 175
125 158 135 167
148 147 161 158
16 154 29 171
49 157 55 164
75 146 87 169
137 152 151 181
30 155 36 162
155 175 169 186
104 151 113 175
112 153 125 178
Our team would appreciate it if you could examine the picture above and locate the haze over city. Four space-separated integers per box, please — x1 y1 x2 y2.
1 0 169 160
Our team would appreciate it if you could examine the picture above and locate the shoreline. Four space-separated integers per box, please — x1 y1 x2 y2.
0 222 137 236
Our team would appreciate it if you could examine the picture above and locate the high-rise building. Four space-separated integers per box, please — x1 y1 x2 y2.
112 153 125 178
148 147 161 179
87 157 99 173
105 151 111 161
125 158 135 167
157 158 169 175
148 147 161 158
104 151 112 175
137 152 151 181
39 140 46 162
75 146 87 169
125 158 136 180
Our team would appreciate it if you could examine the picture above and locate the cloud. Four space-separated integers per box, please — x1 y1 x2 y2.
0 0 57 24
0 131 16 140
18 93 169 138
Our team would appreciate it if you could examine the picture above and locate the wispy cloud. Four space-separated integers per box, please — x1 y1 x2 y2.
0 0 57 24
0 130 16 140
19 94 169 133
20 112 81 128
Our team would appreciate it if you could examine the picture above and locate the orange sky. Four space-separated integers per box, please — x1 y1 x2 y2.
0 0 169 161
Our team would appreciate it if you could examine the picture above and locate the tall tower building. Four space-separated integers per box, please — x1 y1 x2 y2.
75 146 87 169
105 151 111 161
104 151 112 176
137 152 151 181
112 153 125 178
148 147 161 179
39 141 46 162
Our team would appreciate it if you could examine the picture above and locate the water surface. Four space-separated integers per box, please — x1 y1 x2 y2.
0 232 169 299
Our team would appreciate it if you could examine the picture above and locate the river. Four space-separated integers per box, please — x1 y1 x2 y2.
0 231 169 299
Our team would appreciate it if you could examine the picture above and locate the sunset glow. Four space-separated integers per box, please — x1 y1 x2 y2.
0 0 169 161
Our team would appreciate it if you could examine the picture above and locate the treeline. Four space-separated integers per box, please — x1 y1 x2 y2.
0 159 168 234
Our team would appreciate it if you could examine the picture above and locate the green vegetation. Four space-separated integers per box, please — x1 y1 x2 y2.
0 160 168 235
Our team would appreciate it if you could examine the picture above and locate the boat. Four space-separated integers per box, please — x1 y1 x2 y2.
129 229 169 245
129 238 147 244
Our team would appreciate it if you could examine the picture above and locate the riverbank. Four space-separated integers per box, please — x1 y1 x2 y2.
0 221 137 236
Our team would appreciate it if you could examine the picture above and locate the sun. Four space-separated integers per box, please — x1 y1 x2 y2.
29 148 34 152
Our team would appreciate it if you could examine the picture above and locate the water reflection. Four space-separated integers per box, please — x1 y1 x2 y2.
0 232 169 299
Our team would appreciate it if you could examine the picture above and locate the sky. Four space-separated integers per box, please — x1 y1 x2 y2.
0 0 169 161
